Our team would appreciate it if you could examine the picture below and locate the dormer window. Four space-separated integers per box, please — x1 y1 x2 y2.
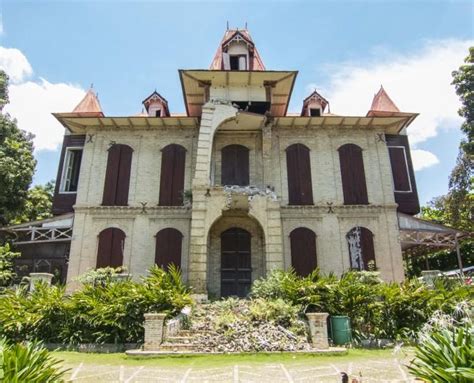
309 108 321 117
155 110 161 117
230 55 247 70
142 91 170 117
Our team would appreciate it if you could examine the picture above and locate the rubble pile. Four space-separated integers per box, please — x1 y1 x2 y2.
190 300 312 352
223 185 278 202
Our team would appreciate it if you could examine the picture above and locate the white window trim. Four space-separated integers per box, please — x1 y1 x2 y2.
59 147 83 194
388 145 412 193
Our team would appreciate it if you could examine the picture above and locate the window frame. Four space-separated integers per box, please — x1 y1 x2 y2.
59 147 83 194
388 145 413 193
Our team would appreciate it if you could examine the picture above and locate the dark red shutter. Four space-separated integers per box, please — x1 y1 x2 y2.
360 227 376 271
286 144 313 205
221 145 249 186
388 147 410 192
97 228 125 268
159 144 186 206
155 228 183 269
338 144 369 205
102 144 132 206
290 227 317 276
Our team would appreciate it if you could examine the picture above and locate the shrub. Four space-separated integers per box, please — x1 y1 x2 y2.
0 243 20 288
409 302 474 382
248 298 301 327
0 265 192 345
0 338 68 382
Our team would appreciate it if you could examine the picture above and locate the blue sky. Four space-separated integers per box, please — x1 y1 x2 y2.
1 0 473 205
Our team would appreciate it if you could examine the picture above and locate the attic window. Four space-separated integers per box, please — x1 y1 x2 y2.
230 55 247 70
310 108 321 117
155 110 161 117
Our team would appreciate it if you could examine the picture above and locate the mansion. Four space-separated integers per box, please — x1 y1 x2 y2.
6 29 428 297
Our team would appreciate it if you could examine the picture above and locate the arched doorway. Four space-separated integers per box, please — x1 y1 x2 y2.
221 227 251 297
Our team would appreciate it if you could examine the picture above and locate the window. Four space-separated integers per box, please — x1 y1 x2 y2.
155 228 183 270
290 228 317 276
159 144 186 206
286 144 313 205
221 145 249 186
97 228 125 268
230 55 247 70
346 227 376 271
155 110 161 117
388 146 412 192
338 144 369 205
309 108 321 117
60 148 83 192
102 144 133 206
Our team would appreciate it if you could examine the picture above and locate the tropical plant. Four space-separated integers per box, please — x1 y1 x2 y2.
0 338 68 382
0 243 20 288
409 301 474 382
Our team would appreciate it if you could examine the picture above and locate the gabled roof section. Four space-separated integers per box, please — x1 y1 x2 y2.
367 86 400 116
72 87 104 117
301 90 329 116
210 29 265 71
142 90 170 117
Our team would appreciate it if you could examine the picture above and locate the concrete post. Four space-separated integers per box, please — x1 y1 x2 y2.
306 312 329 349
143 313 166 351
29 273 54 292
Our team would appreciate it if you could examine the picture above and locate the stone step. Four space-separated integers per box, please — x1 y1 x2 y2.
159 342 198 352
165 336 195 344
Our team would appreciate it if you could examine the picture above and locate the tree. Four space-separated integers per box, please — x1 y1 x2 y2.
11 181 54 224
451 46 474 156
0 70 36 225
0 243 19 287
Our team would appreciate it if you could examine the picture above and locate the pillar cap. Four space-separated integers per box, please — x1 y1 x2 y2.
144 313 167 320
306 312 329 319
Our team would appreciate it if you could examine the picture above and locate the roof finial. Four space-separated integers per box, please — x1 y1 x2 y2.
226 21 229 30
245 21 248 29
90 83 94 89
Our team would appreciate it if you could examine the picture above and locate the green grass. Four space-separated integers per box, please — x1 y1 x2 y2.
53 348 413 368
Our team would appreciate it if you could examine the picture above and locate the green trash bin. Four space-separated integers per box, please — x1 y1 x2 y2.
330 316 352 345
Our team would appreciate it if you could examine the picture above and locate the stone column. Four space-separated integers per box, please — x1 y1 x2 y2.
29 272 54 292
143 313 166 351
306 312 329 349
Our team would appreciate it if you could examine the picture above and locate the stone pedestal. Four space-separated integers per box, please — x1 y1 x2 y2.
143 313 166 351
29 273 54 291
306 312 329 349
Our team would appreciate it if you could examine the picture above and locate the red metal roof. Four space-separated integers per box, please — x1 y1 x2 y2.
210 29 265 71
72 88 103 116
368 86 400 115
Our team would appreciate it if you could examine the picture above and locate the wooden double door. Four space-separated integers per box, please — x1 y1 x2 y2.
220 228 252 298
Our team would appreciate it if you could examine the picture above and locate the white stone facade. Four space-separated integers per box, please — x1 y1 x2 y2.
65 100 405 294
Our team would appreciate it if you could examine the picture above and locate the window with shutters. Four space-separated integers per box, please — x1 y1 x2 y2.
159 144 186 206
60 148 83 192
290 227 317 277
286 144 313 205
346 227 376 271
338 144 369 205
102 144 133 206
221 145 250 186
388 146 412 192
155 228 183 270
96 228 125 268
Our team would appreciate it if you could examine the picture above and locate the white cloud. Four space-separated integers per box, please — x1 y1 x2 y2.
0 46 85 151
0 46 33 83
5 79 85 151
411 149 440 171
315 39 472 171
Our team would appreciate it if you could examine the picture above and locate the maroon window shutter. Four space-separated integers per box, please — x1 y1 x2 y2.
388 147 411 192
159 144 186 206
155 228 183 270
102 144 132 206
338 144 369 205
221 145 249 186
102 145 121 205
290 227 317 276
115 145 133 206
360 227 376 271
97 228 125 268
286 144 313 205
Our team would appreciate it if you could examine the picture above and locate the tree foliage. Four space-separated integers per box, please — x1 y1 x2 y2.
0 70 36 225
452 46 474 156
0 243 19 288
11 181 54 224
